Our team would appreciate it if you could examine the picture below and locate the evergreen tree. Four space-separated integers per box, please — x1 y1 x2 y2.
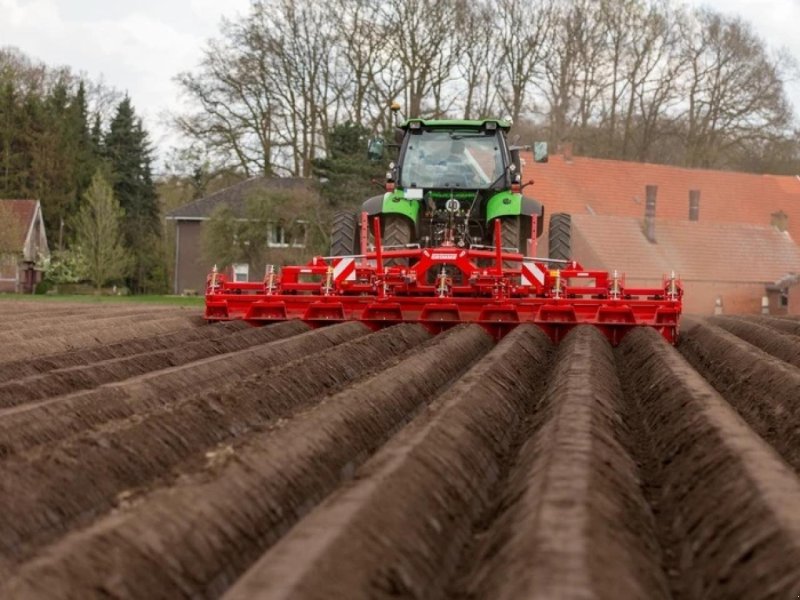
312 121 389 210
104 97 162 293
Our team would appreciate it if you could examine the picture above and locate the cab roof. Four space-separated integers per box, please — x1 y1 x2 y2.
401 118 511 131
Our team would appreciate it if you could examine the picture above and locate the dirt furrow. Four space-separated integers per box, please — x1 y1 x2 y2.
459 326 668 599
223 324 552 600
619 327 800 598
0 321 248 385
0 309 191 343
0 321 310 408
679 317 800 472
709 315 800 367
1 325 492 599
1 315 203 361
739 314 800 336
0 321 364 457
0 324 430 567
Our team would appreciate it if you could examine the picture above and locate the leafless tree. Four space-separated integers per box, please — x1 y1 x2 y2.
679 9 793 168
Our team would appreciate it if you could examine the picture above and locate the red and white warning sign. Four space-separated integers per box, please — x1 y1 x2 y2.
520 260 545 287
333 257 356 283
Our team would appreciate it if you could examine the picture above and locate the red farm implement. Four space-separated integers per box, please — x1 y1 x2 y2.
205 215 682 346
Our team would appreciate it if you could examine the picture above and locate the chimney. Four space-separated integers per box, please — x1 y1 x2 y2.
558 141 573 162
689 189 700 221
644 184 657 243
771 210 788 232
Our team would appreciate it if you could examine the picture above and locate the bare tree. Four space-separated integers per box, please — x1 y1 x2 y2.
381 0 461 117
494 0 557 124
680 9 793 168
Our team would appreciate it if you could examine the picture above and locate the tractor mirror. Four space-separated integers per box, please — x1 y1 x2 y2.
509 148 522 175
367 137 385 161
534 141 549 163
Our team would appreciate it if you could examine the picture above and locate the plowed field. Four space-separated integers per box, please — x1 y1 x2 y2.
1 301 799 599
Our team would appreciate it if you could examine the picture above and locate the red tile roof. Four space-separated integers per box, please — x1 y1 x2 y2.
522 153 800 241
571 215 800 284
1 199 37 249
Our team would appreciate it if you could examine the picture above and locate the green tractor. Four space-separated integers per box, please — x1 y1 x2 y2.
330 118 546 263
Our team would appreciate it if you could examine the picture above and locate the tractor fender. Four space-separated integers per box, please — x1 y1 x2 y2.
485 193 545 237
361 191 420 222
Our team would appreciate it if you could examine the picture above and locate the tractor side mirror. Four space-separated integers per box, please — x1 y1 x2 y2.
534 141 549 163
509 148 522 176
367 137 385 161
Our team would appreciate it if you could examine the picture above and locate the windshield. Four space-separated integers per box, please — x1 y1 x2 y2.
399 129 505 189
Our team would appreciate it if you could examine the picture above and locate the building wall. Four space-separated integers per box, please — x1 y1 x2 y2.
175 220 207 294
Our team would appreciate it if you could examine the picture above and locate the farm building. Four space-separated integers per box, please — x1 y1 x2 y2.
0 199 49 294
166 177 313 295
523 150 800 315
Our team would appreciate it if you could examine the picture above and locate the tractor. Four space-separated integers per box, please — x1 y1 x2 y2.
330 118 545 264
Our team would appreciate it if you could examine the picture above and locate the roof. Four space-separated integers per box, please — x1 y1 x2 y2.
402 118 511 130
166 177 313 220
571 214 800 284
1 199 37 248
522 153 800 241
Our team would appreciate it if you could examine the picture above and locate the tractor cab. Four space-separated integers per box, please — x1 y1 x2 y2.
397 121 508 190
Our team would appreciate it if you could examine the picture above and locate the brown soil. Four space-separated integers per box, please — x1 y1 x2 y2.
0 314 203 361
0 320 324 408
224 324 553 600
0 324 430 565
0 320 248 384
2 304 800 599
709 315 800 367
464 326 669 600
619 327 800 599
2 325 491 598
679 316 800 472
0 320 330 456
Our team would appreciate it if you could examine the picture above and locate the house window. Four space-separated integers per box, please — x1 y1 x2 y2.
232 263 249 282
267 221 307 248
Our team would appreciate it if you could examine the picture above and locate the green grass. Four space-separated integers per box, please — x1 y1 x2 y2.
0 293 204 307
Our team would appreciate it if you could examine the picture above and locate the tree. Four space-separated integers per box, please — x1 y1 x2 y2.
104 97 162 293
72 171 129 289
0 201 22 253
311 121 387 209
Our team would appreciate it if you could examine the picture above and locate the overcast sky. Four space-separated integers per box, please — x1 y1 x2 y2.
1 0 798 169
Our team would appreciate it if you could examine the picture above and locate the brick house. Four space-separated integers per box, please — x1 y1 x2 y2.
166 177 313 295
522 151 800 315
0 199 50 294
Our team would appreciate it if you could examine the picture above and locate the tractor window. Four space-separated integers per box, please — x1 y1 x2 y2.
400 130 505 189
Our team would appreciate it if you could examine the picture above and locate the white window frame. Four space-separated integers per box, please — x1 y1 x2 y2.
267 220 307 249
232 263 249 282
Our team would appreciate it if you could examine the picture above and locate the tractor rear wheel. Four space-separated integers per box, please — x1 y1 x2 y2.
498 215 531 268
548 213 571 262
330 211 360 256
382 214 413 267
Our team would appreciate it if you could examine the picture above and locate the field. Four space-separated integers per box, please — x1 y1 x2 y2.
0 300 799 599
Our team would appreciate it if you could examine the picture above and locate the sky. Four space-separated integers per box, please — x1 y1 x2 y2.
1 0 799 171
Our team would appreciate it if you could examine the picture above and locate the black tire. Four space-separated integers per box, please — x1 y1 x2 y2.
330 211 360 256
382 214 413 267
548 213 571 262
494 215 530 269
